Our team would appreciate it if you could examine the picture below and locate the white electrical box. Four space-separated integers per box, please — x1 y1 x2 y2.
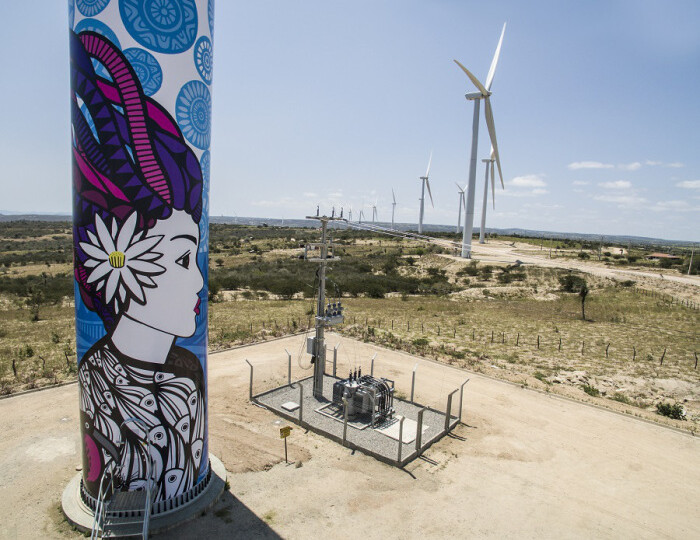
307 337 316 354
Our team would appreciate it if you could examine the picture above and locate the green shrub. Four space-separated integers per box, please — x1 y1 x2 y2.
581 384 600 397
412 338 429 348
656 402 685 420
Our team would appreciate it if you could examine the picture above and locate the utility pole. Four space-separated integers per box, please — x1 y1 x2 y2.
689 247 695 276
305 214 345 398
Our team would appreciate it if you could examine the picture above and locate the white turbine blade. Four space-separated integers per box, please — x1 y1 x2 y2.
485 23 506 91
455 181 464 193
425 151 433 178
426 179 434 207
492 160 500 191
454 59 488 95
392 188 396 204
484 97 503 186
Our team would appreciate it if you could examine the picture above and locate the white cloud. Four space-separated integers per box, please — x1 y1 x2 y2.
645 160 684 168
593 194 647 208
568 161 614 170
532 188 549 195
676 180 700 189
510 174 547 188
650 200 698 213
599 180 632 189
572 180 589 186
618 162 642 171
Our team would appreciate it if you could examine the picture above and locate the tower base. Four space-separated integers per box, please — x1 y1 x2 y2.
61 454 227 536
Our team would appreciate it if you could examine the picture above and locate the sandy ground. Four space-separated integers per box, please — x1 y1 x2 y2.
0 334 698 539
448 240 700 301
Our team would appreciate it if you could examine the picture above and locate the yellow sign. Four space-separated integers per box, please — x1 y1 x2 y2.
280 426 292 439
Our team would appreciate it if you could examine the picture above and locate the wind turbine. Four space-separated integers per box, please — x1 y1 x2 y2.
418 151 434 234
455 182 466 233
479 146 502 244
391 189 397 229
372 200 378 222
455 22 505 257
359 208 365 224
347 205 353 221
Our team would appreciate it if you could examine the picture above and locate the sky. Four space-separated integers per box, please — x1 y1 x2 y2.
0 0 698 242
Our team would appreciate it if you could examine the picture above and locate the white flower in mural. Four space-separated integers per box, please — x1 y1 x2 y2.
79 212 164 311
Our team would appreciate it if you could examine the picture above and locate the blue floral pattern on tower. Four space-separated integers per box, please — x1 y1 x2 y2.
77 0 111 17
124 48 163 96
176 81 211 150
68 0 75 28
119 0 198 54
194 37 213 84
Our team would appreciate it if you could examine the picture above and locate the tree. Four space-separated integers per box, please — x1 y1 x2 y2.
579 282 589 320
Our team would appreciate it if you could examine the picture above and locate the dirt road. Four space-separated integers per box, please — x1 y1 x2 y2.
446 241 700 301
0 334 698 539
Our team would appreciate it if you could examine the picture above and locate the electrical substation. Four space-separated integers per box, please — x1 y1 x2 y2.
251 212 467 467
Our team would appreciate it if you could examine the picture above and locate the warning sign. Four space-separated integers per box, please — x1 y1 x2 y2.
280 426 292 439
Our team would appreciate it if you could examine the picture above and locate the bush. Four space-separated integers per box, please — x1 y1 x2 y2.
412 338 429 348
656 402 685 420
581 384 600 397
619 280 636 287
578 252 590 260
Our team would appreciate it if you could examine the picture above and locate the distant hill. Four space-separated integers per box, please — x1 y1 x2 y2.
1 213 694 248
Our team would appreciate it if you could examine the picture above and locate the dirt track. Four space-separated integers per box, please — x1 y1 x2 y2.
451 240 700 300
0 333 698 539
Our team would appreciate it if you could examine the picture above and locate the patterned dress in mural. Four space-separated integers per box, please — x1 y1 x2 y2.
79 337 205 501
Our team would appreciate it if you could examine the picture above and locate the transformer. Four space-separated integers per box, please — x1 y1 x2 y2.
332 369 395 426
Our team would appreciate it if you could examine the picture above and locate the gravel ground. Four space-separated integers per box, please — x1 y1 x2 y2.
256 376 453 464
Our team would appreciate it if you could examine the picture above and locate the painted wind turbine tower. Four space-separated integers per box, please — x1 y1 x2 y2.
418 151 434 234
64 0 223 532
455 23 505 258
479 147 502 244
455 182 466 233
391 189 397 229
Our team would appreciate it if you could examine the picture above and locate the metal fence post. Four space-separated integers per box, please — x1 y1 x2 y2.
410 363 418 403
397 416 406 463
445 388 459 431
284 348 291 386
342 397 348 447
415 407 426 454
298 383 304 425
458 379 470 424
370 353 377 376
245 359 253 401
333 344 339 378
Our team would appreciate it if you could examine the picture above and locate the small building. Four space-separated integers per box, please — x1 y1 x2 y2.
646 252 681 260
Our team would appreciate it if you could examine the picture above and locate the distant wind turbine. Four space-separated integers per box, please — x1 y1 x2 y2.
418 151 434 234
359 208 365 224
479 146 502 244
455 22 506 257
455 182 466 233
391 189 397 229
372 200 378 222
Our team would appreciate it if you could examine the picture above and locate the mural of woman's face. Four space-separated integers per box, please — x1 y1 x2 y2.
125 210 203 338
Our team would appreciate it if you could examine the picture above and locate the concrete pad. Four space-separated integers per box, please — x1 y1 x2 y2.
281 401 299 412
374 415 428 444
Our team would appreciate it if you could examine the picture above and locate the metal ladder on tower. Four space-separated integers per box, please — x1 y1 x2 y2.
91 418 154 539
